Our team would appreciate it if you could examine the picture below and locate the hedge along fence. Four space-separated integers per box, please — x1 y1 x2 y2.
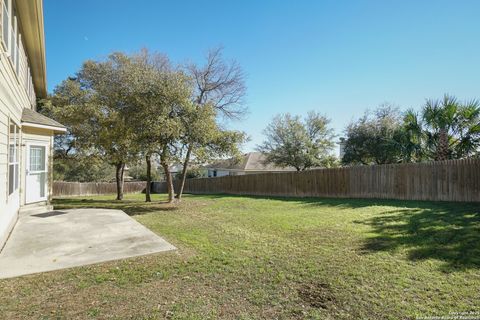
152 158 480 202
53 181 146 197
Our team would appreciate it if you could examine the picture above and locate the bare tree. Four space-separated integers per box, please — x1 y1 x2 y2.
188 46 247 119
176 47 247 199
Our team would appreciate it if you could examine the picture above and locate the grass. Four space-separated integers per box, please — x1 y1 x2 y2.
1 193 479 319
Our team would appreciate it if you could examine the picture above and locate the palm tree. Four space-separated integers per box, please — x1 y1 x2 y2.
401 109 424 162
454 99 480 158
420 95 480 161
422 95 458 160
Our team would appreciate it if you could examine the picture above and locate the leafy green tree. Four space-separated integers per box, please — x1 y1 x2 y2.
176 47 247 200
174 168 204 180
174 102 246 200
398 109 425 162
121 50 193 203
43 53 140 200
52 153 115 182
342 105 405 165
38 99 77 159
257 111 336 171
343 96 480 165
128 161 161 181
405 95 480 160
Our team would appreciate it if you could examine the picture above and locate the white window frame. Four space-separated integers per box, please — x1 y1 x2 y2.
7 119 20 196
1 0 10 53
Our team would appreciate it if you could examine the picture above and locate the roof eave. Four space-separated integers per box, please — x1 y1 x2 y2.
16 0 47 99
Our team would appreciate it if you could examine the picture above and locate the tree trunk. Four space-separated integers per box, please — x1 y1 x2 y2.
436 128 449 161
160 147 174 203
161 160 174 203
175 144 192 200
115 162 125 200
145 154 152 202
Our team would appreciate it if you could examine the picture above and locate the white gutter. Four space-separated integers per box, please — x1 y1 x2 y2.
21 121 67 133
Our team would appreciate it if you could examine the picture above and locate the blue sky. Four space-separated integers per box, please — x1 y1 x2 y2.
44 0 480 152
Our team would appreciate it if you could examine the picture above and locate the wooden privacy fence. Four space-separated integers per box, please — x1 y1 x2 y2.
53 181 146 197
153 158 480 202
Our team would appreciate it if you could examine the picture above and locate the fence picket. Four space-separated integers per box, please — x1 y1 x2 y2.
53 181 146 197
148 159 480 202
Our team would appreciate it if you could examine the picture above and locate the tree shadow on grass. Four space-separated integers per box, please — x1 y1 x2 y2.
52 198 179 216
353 203 480 271
190 193 480 271
120 204 179 216
193 193 434 209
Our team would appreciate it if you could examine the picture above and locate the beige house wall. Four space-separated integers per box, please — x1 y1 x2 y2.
0 0 54 250
0 51 36 247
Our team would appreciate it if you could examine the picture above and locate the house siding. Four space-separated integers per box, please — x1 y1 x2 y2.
0 38 40 248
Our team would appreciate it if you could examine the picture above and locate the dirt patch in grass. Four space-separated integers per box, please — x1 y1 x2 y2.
298 281 336 309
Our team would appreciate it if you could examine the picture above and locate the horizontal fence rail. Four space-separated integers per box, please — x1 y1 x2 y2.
53 181 146 197
152 158 480 202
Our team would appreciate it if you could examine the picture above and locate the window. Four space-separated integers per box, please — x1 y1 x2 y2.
10 15 16 66
29 146 45 172
8 121 19 195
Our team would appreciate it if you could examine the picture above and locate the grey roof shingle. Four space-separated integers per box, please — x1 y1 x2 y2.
207 152 296 172
21 108 66 130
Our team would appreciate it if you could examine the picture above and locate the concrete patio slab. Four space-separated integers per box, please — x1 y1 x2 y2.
0 208 176 279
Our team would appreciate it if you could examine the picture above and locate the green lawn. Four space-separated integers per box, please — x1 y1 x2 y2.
1 193 479 319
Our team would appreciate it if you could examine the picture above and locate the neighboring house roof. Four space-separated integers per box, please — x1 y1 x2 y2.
21 108 66 132
206 152 296 172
